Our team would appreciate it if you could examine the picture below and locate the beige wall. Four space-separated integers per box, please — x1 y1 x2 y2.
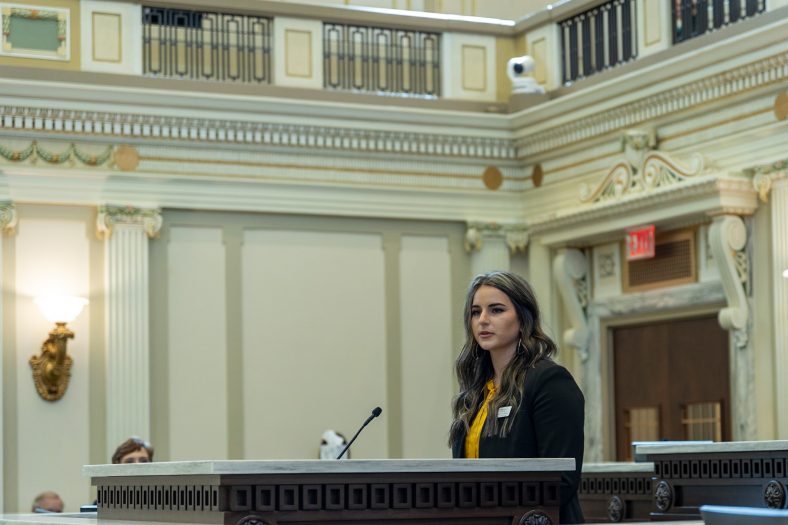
166 226 229 461
149 211 469 462
2 204 103 513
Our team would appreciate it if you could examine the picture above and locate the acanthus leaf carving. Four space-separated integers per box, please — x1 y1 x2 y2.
580 130 707 204
746 159 787 204
97 205 163 240
466 222 529 255
0 202 17 236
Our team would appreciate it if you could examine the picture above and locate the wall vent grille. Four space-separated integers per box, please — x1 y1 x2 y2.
623 230 696 292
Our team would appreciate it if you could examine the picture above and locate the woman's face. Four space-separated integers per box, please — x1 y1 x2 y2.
471 285 521 356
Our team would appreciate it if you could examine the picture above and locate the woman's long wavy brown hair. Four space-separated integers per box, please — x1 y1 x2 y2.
449 271 557 448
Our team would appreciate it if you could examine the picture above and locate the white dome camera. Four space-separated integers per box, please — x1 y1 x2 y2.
507 55 544 94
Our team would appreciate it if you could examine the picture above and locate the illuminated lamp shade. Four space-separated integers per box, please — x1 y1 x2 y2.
783 269 788 279
34 296 88 323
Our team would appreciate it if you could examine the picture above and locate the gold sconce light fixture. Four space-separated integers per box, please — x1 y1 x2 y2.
29 296 88 401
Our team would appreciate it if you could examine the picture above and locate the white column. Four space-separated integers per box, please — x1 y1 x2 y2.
97 206 162 457
772 179 788 438
0 204 17 512
465 223 527 276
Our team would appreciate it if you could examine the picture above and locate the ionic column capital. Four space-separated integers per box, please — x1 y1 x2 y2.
746 159 787 203
465 222 528 254
97 205 162 240
0 202 17 236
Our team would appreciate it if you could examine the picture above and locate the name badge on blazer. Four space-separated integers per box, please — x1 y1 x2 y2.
497 406 512 418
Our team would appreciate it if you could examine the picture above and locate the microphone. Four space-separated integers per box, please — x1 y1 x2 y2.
336 407 382 460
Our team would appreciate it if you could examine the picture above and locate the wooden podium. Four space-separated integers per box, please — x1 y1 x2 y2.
84 458 574 525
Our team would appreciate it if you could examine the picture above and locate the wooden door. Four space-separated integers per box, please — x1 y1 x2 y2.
612 315 731 460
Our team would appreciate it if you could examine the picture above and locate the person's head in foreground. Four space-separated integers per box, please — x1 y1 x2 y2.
112 437 154 464
32 491 63 513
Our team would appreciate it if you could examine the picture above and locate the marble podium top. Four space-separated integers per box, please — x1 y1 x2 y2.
582 461 655 473
635 440 788 456
83 458 575 478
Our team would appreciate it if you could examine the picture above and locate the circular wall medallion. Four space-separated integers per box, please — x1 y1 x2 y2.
113 145 140 171
519 509 553 525
654 480 673 512
531 163 544 188
775 91 788 121
483 166 503 190
607 495 625 523
764 480 786 509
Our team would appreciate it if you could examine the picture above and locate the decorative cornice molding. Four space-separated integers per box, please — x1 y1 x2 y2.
0 106 517 161
515 51 787 158
0 51 782 166
0 202 17 236
530 175 757 238
465 222 529 253
709 214 749 349
96 206 162 240
553 249 590 361
589 280 725 317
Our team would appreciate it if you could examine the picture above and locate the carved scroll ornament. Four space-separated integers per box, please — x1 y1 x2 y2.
580 130 706 204
709 215 749 349
553 249 590 361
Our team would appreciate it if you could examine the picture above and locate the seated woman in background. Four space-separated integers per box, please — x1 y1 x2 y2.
449 271 585 524
112 437 154 464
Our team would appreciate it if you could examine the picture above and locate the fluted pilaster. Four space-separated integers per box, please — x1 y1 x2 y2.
0 202 15 510
772 179 788 438
98 206 161 456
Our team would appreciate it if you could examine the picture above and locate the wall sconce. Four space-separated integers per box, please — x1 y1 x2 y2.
784 269 788 279
29 296 88 402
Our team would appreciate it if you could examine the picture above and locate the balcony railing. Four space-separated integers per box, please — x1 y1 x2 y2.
323 23 441 97
673 0 766 43
559 0 638 85
142 6 272 83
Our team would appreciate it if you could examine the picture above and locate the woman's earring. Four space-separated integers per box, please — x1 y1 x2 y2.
517 338 525 355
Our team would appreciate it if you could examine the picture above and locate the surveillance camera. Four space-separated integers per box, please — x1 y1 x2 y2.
507 55 535 80
507 55 544 95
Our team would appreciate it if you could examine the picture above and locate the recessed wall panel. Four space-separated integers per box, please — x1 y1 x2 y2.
167 227 228 460
399 235 453 458
242 230 387 459
15 216 91 511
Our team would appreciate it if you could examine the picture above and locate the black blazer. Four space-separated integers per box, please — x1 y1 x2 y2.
451 359 585 524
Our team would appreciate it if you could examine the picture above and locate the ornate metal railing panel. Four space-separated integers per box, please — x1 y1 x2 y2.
559 0 638 85
673 0 767 44
323 23 440 97
142 6 272 84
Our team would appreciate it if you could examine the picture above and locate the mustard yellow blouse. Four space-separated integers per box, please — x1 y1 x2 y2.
463 379 496 458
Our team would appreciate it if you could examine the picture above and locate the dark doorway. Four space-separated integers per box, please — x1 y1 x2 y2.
612 314 731 460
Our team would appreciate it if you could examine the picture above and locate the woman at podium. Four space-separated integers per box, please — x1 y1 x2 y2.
449 271 585 524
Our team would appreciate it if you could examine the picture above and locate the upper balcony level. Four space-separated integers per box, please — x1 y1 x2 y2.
0 0 784 116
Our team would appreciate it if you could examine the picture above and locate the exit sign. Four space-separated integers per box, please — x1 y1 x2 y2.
627 225 656 261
